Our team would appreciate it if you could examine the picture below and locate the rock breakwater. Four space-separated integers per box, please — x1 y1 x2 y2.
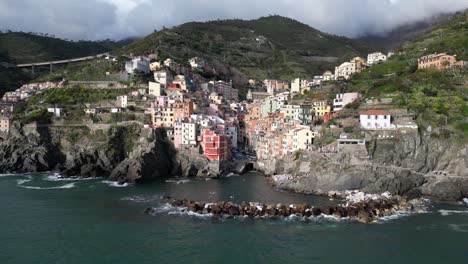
146 193 428 224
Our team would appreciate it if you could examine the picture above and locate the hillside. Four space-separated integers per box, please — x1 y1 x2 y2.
400 9 468 60
0 32 130 64
0 32 133 96
118 15 369 82
356 12 456 50
343 10 468 138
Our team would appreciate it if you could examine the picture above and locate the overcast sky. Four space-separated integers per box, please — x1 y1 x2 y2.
1 0 467 40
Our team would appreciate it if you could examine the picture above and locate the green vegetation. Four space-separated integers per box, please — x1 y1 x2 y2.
0 32 127 64
13 87 131 123
400 10 468 61
34 60 124 82
118 15 368 82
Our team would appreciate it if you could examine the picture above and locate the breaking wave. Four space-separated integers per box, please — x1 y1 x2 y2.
102 180 131 188
18 182 76 190
165 179 191 184
45 173 99 182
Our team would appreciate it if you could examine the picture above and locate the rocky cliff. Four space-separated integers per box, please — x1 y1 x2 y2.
256 133 468 201
0 122 211 183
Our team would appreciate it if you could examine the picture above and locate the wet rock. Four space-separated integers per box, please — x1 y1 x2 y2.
228 206 240 216
312 208 322 216
358 210 372 224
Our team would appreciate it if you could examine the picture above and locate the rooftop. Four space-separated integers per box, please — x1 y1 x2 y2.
360 110 391 115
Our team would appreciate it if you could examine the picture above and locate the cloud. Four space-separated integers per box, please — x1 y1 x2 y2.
1 0 467 40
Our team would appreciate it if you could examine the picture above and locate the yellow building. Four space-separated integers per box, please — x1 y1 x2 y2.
313 101 331 117
209 92 224 105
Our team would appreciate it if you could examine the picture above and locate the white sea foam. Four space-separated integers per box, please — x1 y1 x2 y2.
0 173 17 177
17 175 33 185
224 173 239 178
18 183 76 190
101 181 131 188
165 179 191 184
463 198 468 206
45 173 99 182
150 204 213 219
438 210 468 216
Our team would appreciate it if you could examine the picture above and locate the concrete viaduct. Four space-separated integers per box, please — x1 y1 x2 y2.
13 53 109 73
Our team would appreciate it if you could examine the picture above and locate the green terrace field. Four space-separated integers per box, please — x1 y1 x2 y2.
13 87 132 124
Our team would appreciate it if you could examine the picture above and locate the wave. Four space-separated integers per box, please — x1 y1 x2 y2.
438 210 468 216
165 179 191 184
17 175 33 185
149 204 214 219
121 195 160 203
448 224 468 233
463 198 468 206
18 182 76 190
0 173 17 178
102 180 131 188
45 173 99 182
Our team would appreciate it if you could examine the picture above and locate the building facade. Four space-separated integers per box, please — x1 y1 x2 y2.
418 53 457 70
333 92 360 112
360 110 394 130
367 52 387 65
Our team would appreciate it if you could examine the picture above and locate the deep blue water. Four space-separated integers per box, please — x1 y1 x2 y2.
1 172 468 264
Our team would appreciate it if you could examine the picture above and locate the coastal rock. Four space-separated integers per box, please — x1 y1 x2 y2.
259 134 468 201
358 210 372 224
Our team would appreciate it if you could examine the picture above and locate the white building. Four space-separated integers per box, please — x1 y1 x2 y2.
116 95 128 108
291 78 308 93
335 62 356 80
125 57 151 74
189 57 206 69
225 126 238 149
312 75 324 86
148 82 164 97
367 52 387 66
154 70 172 88
47 107 63 117
163 58 174 68
360 110 395 130
182 122 198 146
333 92 360 112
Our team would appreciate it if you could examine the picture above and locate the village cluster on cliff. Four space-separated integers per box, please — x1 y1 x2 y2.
1 50 466 164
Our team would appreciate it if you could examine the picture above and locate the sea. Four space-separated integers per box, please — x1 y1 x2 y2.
1 172 467 264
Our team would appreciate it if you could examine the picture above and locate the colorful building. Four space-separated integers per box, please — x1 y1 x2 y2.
202 130 232 161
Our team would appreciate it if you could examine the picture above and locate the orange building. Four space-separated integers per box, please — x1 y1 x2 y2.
173 99 194 121
245 103 261 121
418 53 457 70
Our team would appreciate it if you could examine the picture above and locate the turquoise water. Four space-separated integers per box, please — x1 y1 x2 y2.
1 172 468 264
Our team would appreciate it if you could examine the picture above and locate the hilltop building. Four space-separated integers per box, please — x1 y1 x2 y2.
125 57 151 74
418 53 457 70
367 52 387 65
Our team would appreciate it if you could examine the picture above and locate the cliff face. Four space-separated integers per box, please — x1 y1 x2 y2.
257 133 468 200
0 122 183 183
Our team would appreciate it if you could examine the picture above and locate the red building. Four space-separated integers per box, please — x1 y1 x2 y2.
202 130 232 161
